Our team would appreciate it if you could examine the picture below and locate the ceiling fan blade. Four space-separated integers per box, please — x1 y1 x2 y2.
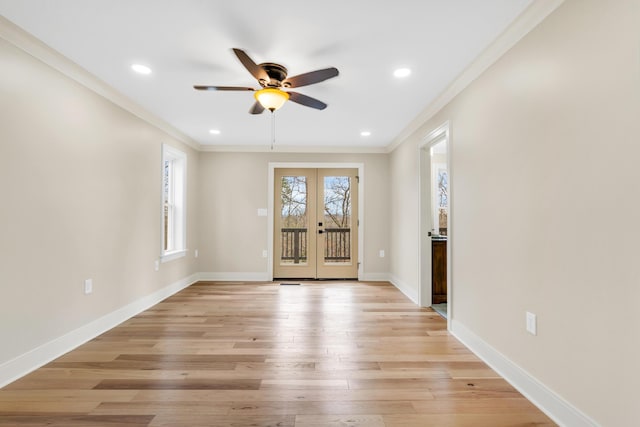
249 101 265 114
193 85 255 91
232 48 269 83
283 67 339 88
287 91 327 110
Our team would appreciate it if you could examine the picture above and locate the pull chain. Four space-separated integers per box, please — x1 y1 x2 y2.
270 112 275 150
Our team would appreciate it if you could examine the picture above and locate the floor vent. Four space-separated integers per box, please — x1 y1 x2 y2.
280 283 301 286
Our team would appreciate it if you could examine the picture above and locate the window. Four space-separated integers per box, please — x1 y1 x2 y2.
161 144 187 261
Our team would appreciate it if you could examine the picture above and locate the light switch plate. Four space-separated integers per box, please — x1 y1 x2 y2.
526 312 537 335
84 279 93 295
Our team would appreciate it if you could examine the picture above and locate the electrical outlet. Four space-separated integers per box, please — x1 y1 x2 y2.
262 250 268 258
526 312 537 335
194 249 199 258
379 250 385 258
154 260 160 271
84 279 93 295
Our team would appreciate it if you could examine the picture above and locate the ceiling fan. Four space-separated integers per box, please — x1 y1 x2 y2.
194 48 339 114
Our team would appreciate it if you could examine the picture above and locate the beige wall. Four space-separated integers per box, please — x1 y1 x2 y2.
3 0 638 423
389 0 639 425
197 152 390 279
0 38 199 366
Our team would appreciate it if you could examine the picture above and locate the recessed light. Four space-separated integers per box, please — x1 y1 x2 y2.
393 68 411 78
360 131 371 137
209 129 221 135
131 64 152 75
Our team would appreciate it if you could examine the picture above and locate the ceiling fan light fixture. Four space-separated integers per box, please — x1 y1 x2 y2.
255 88 289 112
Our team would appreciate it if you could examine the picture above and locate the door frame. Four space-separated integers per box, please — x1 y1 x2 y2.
418 121 452 330
268 162 364 281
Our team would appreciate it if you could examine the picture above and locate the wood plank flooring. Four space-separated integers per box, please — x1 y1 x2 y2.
0 281 556 426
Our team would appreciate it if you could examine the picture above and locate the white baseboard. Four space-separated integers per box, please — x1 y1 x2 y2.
198 272 393 284
198 272 270 282
451 320 601 427
0 273 199 388
388 274 419 304
359 272 390 282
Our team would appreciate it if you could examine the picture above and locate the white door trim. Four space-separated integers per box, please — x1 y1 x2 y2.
418 121 452 330
268 162 364 281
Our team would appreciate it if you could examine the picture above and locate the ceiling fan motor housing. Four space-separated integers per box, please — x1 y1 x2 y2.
259 63 288 87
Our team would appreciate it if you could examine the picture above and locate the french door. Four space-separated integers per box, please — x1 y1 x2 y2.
274 168 358 279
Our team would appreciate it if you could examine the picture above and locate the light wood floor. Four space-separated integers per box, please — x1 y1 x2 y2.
0 281 556 426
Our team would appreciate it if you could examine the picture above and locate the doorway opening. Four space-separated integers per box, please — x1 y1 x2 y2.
273 167 359 280
419 122 451 327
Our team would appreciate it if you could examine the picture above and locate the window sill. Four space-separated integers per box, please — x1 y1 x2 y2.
160 250 187 263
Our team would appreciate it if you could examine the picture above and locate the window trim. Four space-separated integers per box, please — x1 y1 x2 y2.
161 144 187 262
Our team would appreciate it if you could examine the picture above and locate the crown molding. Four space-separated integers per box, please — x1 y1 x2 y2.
386 0 565 153
2 0 564 157
199 144 388 154
0 16 202 151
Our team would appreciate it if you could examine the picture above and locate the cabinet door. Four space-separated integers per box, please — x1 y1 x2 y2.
431 240 447 303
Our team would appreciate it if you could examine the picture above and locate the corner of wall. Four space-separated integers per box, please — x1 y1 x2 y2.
388 274 419 305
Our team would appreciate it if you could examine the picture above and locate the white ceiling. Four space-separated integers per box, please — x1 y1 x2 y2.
0 0 532 151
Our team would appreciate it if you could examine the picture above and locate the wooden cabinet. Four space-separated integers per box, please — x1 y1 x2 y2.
432 239 447 304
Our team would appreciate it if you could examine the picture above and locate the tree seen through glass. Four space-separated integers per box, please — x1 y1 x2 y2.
280 176 307 227
323 176 351 228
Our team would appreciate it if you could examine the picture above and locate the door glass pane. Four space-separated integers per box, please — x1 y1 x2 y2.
323 176 352 264
431 140 448 236
280 176 308 265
